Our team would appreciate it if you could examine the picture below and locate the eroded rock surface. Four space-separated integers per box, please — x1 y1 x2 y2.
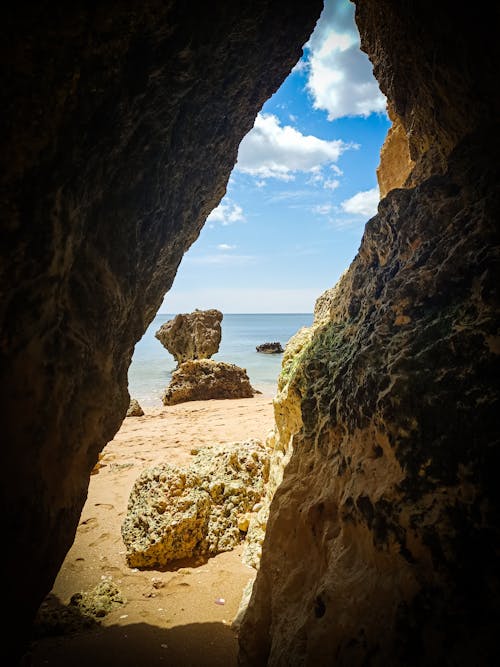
256 342 284 354
239 1 500 663
126 398 144 417
155 309 223 364
0 2 321 659
122 441 269 568
239 131 500 666
162 359 256 405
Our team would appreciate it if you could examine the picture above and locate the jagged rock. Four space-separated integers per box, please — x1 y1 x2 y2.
1 4 320 659
155 309 223 364
238 2 500 663
33 581 125 638
126 398 144 417
162 359 256 405
256 342 283 354
122 441 270 568
69 580 126 619
239 132 500 666
376 101 415 198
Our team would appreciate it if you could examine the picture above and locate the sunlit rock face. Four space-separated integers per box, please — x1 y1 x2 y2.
239 2 500 665
0 1 322 661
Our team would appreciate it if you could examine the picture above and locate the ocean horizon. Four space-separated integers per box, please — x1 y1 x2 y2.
128 312 314 407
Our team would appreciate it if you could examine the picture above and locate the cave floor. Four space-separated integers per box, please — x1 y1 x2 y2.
24 396 274 667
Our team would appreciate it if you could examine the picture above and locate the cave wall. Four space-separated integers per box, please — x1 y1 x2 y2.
0 1 322 661
239 1 500 665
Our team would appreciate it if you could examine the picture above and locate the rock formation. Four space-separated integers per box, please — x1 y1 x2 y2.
155 309 223 364
162 359 256 405
126 398 144 417
1 0 499 664
0 2 321 661
238 2 500 665
256 342 284 354
122 441 269 568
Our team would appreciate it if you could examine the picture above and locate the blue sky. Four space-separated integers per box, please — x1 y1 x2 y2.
161 0 390 314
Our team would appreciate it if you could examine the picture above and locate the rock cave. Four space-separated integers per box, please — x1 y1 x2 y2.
1 1 498 665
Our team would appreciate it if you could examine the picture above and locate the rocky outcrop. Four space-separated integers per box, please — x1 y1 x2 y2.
256 342 284 354
162 359 256 405
0 2 322 660
376 102 414 198
238 2 500 664
126 398 144 417
122 441 269 568
155 309 223 364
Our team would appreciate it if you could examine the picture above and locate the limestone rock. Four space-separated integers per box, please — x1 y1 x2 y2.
256 342 284 354
155 309 223 364
121 466 211 568
69 580 126 619
33 581 125 638
162 359 256 405
122 441 270 568
376 102 415 198
238 131 500 666
0 3 321 658
126 398 144 417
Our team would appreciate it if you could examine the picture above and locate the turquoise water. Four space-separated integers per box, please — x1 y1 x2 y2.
128 313 314 407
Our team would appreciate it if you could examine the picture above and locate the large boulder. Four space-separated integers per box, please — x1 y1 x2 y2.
122 441 269 568
162 359 256 405
155 309 223 364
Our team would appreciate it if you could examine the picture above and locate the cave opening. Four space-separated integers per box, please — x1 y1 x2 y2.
2 0 499 665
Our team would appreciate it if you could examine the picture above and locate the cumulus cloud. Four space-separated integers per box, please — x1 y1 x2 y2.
236 113 350 181
206 201 245 226
341 187 379 217
217 243 236 251
305 0 386 120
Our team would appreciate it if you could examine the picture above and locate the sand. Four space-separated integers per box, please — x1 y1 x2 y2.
25 395 275 667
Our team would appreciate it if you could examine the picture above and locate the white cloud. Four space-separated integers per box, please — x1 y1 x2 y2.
304 0 386 120
312 204 333 215
206 200 245 226
341 187 379 217
323 178 340 190
236 113 350 181
217 243 236 251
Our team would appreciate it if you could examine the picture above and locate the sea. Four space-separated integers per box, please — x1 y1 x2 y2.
128 313 314 407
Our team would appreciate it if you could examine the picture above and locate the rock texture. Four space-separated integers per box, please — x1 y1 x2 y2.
256 342 284 354
0 2 322 661
126 398 144 417
162 359 256 405
122 441 269 568
376 103 414 198
155 309 223 364
239 2 500 665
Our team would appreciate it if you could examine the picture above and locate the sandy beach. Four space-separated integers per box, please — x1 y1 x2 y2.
25 395 275 667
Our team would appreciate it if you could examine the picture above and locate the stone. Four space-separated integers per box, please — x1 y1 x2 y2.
126 398 144 417
162 359 256 405
256 342 284 354
1 4 321 658
155 309 223 364
239 131 500 667
238 2 500 664
32 581 125 638
122 441 270 568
